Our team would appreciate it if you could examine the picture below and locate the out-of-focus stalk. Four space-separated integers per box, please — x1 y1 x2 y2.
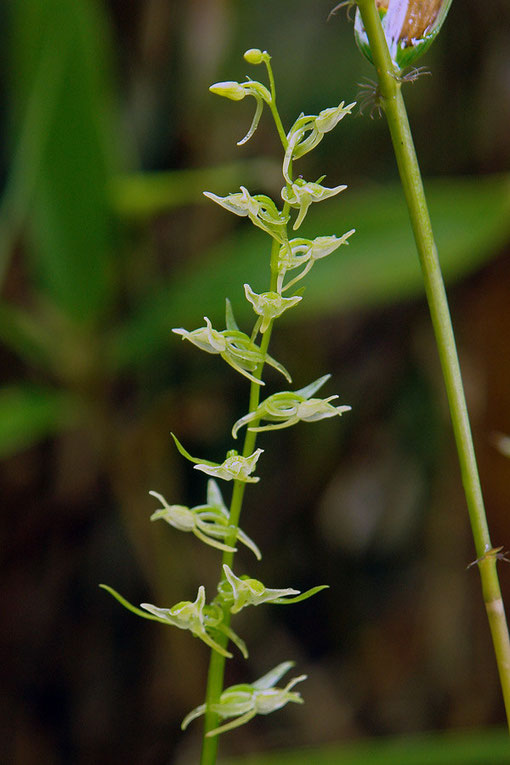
355 0 510 727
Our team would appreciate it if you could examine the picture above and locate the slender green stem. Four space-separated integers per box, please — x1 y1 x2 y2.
355 0 510 726
264 56 288 150
199 247 278 765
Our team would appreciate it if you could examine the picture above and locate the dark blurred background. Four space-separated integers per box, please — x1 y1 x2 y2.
2 1 510 763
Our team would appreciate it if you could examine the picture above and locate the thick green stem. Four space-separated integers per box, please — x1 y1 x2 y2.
355 0 510 725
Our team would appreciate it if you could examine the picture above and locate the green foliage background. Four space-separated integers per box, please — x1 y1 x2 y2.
1 1 510 763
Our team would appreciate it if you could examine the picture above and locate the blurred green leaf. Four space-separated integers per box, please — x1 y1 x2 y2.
7 0 117 323
112 160 281 221
221 728 509 765
0 303 54 369
0 386 79 458
0 26 63 287
112 174 510 368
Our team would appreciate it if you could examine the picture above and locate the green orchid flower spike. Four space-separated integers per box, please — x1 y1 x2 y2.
281 177 347 230
209 78 271 145
218 564 328 614
171 433 264 484
232 374 351 438
181 661 307 736
354 0 454 72
102 47 360 758
277 231 355 292
244 283 301 333
150 479 261 559
204 187 290 244
283 101 355 182
173 300 291 385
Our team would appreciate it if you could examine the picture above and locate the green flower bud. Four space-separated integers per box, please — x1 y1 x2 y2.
209 81 247 101
244 48 265 65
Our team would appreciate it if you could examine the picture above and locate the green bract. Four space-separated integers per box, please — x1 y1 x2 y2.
181 661 307 736
150 480 261 559
232 374 351 438
354 0 454 71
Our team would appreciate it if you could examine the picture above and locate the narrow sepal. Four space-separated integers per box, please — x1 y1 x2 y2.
171 432 217 467
272 585 329 604
99 585 170 625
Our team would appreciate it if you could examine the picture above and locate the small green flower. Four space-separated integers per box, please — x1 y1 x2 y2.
218 564 328 614
283 101 355 181
209 79 271 145
150 480 261 559
204 187 290 243
232 374 351 438
141 586 247 659
244 283 301 333
281 178 347 230
100 584 247 659
277 231 355 291
221 565 299 613
315 101 356 133
181 661 307 736
354 0 454 72
173 309 291 386
171 433 264 484
196 449 264 484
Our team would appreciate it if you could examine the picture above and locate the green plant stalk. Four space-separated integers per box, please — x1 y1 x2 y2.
355 0 510 725
200 246 280 765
